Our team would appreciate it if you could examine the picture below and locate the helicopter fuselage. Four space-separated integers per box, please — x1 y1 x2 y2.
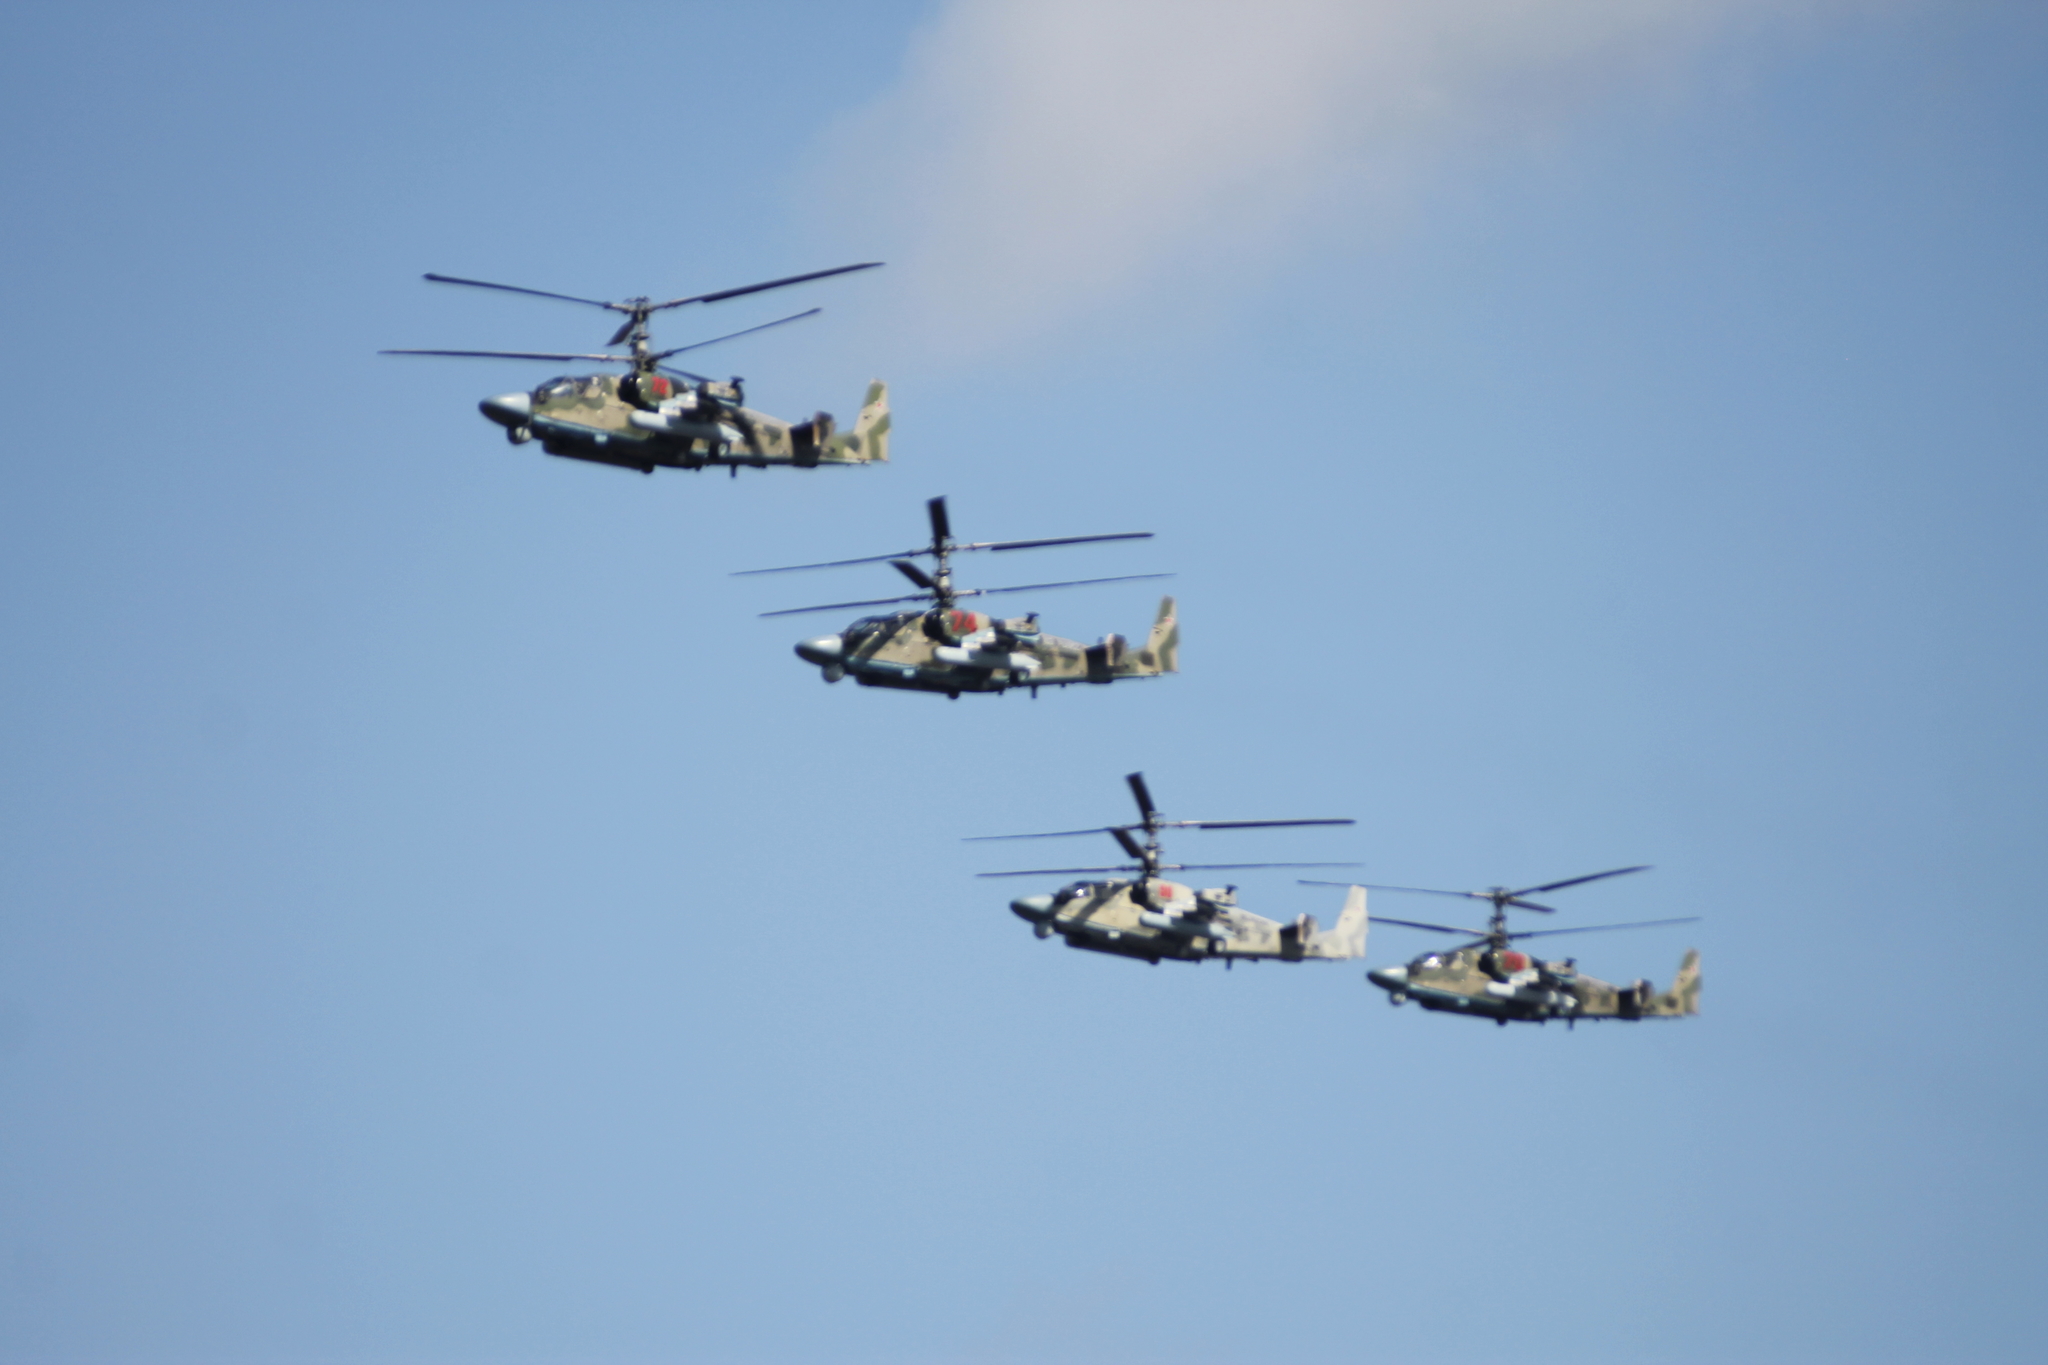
795 599 1176 698
1367 945 1700 1024
478 373 888 474
1009 879 1364 965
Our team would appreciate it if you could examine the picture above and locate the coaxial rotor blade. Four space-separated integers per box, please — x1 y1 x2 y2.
891 560 938 591
380 349 629 362
733 549 931 575
422 274 623 310
758 593 930 618
656 364 714 384
961 532 1156 553
1127 773 1158 822
1352 883 1495 901
968 822 1326 851
1347 883 1551 910
1510 866 1652 897
964 826 1133 841
1111 827 1148 862
981 859 1359 879
1506 917 1699 941
742 536 1158 578
650 308 821 359
652 261 883 310
1165 819 1355 830
1161 862 1362 872
1369 915 1495 937
928 496 952 543
960 574 1173 597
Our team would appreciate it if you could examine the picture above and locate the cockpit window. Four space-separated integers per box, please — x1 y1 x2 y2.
536 375 607 403
845 613 915 650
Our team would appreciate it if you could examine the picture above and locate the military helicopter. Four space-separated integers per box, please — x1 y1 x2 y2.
382 263 889 475
1303 866 1700 1025
972 772 1367 965
738 497 1178 699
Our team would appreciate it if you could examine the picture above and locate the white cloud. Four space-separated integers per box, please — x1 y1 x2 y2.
815 0 1839 352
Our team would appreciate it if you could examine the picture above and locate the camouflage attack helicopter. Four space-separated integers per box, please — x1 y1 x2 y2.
973 772 1367 965
1304 867 1700 1026
740 497 1178 699
383 263 888 475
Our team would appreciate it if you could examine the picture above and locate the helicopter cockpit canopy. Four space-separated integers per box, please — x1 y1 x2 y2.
534 375 606 403
842 614 908 650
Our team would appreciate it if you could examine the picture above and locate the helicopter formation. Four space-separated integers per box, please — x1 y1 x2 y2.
385 262 1701 1026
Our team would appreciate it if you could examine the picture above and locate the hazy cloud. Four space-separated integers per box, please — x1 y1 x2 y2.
817 0 1836 350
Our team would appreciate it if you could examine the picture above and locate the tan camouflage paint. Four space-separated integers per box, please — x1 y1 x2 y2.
833 596 1176 693
1030 882 1368 965
526 376 888 470
1389 944 1699 1020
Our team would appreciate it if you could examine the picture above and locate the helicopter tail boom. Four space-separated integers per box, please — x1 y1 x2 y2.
1615 948 1702 1018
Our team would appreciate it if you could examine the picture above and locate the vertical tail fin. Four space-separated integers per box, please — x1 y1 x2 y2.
1315 885 1368 959
826 380 889 463
1143 596 1179 674
1656 949 1701 1016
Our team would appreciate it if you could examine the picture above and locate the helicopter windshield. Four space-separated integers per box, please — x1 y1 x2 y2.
844 613 917 650
843 615 891 647
536 376 605 402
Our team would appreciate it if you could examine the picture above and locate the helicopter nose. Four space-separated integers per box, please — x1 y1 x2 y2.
1010 894 1055 922
479 391 532 428
795 635 843 666
1367 966 1409 991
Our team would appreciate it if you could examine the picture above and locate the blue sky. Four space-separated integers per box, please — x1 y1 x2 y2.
1 3 2043 1362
